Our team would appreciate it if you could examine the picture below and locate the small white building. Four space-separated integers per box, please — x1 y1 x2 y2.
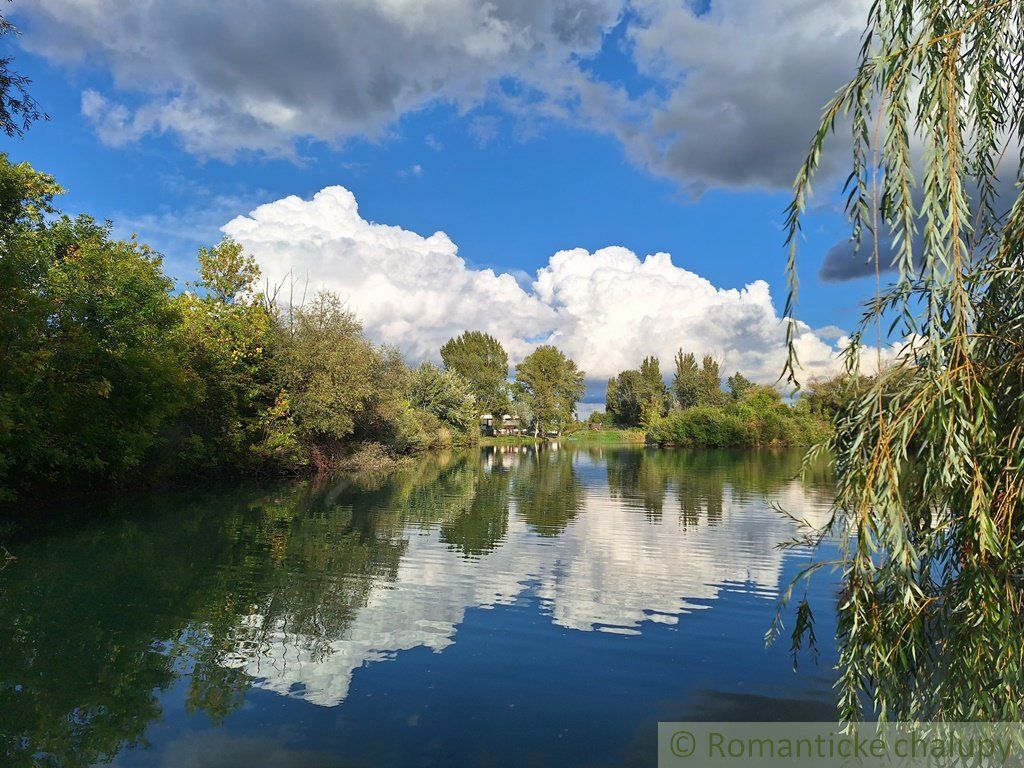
480 414 522 436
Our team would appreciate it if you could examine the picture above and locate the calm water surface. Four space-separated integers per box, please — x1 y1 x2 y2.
1 446 842 767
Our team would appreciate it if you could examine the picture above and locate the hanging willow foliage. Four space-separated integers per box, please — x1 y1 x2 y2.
782 0 1024 721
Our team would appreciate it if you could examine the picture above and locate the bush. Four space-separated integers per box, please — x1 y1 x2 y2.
647 386 830 448
389 408 457 453
647 407 747 447
408 362 476 443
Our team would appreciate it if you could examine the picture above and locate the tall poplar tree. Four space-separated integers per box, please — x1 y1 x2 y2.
672 350 700 409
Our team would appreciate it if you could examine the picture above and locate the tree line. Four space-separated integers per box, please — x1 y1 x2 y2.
602 350 832 447
0 155 590 499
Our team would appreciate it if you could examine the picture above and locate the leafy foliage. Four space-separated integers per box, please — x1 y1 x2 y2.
0 171 193 490
800 373 872 421
440 331 510 417
409 362 477 444
0 11 45 138
171 240 275 470
605 369 643 425
607 356 669 426
726 371 755 400
514 345 585 435
781 0 1024 722
695 355 727 407
647 407 747 447
0 155 485 497
195 238 261 304
672 349 727 408
267 293 408 470
648 385 826 447
672 349 700 408
606 348 826 447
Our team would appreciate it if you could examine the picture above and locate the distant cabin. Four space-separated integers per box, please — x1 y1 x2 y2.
480 413 521 436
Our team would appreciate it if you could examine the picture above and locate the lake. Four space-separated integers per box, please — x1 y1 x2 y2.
0 446 842 767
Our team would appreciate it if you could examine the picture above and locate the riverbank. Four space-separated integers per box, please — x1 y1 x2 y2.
479 428 647 447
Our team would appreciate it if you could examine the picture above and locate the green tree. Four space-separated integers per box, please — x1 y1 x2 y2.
0 13 44 137
1 156 198 493
0 212 193 490
0 153 60 223
171 239 275 470
638 355 668 423
195 238 261 304
267 292 378 469
800 373 870 421
409 362 477 439
606 358 667 427
604 376 619 419
41 224 192 478
355 345 410 447
606 369 644 426
440 331 510 417
695 355 726 407
0 154 499 495
514 345 585 436
780 0 1024 722
672 349 700 408
726 371 754 401
0 158 64 490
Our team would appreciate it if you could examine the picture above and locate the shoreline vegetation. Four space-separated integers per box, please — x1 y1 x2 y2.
601 353 836 448
0 153 846 506
480 427 647 447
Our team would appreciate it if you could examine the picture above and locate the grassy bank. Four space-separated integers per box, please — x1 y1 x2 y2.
564 428 647 444
478 435 543 447
480 428 647 447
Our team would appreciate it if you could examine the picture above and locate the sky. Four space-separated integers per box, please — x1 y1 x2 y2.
4 0 887 408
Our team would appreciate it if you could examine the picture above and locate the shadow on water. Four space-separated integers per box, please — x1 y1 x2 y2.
0 445 838 768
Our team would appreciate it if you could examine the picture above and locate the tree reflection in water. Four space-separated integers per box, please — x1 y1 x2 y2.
0 446 832 767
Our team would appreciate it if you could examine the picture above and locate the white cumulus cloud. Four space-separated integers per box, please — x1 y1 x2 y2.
223 186 848 393
222 187 556 363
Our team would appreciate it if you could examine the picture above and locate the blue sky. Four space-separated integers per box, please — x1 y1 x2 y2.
4 0 881 401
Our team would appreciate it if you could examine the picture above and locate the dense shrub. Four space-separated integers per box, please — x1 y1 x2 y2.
646 407 746 447
408 362 477 444
647 386 828 447
0 160 195 491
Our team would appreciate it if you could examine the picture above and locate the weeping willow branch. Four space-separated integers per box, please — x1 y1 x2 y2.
781 0 1024 722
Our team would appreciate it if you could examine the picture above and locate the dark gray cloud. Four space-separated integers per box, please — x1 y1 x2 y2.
16 0 624 157
13 0 871 193
819 169 1019 281
611 0 868 192
819 236 897 282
